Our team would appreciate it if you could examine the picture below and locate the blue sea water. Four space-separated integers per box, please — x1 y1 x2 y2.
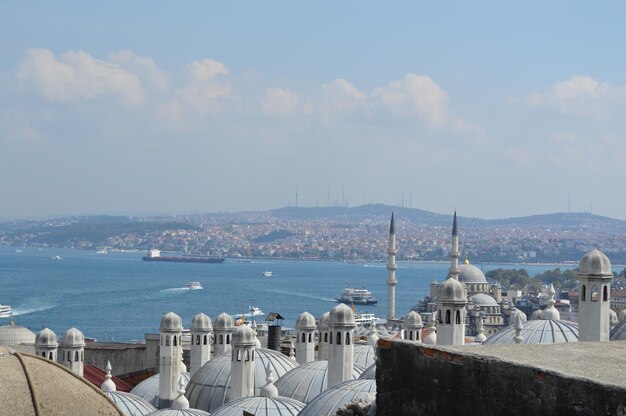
0 246 609 342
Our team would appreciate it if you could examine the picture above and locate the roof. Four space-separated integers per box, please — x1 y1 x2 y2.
459 263 487 284
469 293 499 307
0 324 36 347
84 364 133 392
131 372 190 407
483 319 578 345
210 396 305 416
266 313 285 322
298 379 376 416
106 391 156 416
353 344 376 368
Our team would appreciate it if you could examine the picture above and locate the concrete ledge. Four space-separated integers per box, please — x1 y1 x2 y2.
376 340 626 416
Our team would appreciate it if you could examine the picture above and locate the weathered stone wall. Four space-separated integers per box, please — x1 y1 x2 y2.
376 339 626 416
85 343 146 376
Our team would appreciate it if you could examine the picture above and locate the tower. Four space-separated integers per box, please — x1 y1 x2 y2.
403 311 423 342
213 312 234 355
59 327 85 377
229 325 256 401
317 312 330 361
159 312 183 409
295 311 316 364
387 212 398 321
35 328 58 361
578 249 613 342
327 303 356 388
190 313 213 376
449 211 460 280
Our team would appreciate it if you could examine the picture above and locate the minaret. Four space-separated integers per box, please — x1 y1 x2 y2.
578 249 613 342
159 312 183 409
317 312 330 361
213 313 234 355
403 311 423 342
387 212 398 321
229 325 256 401
449 211 460 280
190 313 213 376
59 327 85 377
35 328 58 361
295 311 316 364
327 303 356 388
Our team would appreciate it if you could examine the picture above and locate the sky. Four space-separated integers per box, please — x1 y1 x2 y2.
2 2 626 219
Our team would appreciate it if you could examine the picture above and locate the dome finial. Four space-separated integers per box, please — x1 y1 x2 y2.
172 374 190 409
475 317 487 343
513 315 524 344
259 362 279 397
9 312 14 326
101 361 117 392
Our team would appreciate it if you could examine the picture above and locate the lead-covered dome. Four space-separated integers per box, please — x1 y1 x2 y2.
274 360 365 404
483 319 578 345
211 396 305 416
0 324 36 347
186 348 298 412
146 409 209 416
296 312 316 330
318 312 330 329
578 249 612 276
404 311 423 329
35 328 58 347
437 278 467 303
329 304 355 326
61 327 85 348
469 293 499 307
359 363 376 380
231 325 256 346
130 372 190 407
353 344 376 368
191 313 212 331
459 263 487 283
298 379 376 416
0 347 124 415
214 313 234 330
160 312 183 332
106 391 156 416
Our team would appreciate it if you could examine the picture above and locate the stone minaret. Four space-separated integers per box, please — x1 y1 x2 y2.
327 304 356 388
59 327 85 377
190 313 213 376
317 312 330 361
214 313 234 356
35 328 58 361
295 311 316 364
387 212 398 321
230 325 256 401
578 249 613 342
159 312 183 409
449 211 460 280
403 311 423 342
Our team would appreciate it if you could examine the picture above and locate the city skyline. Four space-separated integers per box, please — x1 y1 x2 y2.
2 2 626 219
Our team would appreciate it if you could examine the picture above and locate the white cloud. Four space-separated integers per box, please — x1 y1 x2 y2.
109 50 169 93
16 48 144 106
503 146 532 164
320 78 366 116
262 88 300 116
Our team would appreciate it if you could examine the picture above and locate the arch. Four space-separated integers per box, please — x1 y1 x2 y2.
324 332 328 342
173 336 178 346
455 310 461 324
75 351 79 361
203 334 208 345
604 285 608 302
329 332 333 344
166 336 170 346
581 285 586 301
302 333 306 343
591 285 598 302
445 309 451 324
68 351 71 362
236 350 241 361
245 350 250 361
49 352 53 360
196 335 201 345
308 333 312 343
251 350 255 361
346 332 350 345
336 331 342 345
219 334 224 345
81 351 84 362
409 331 413 340
437 309 442 324
226 334 230 344
42 352 46 357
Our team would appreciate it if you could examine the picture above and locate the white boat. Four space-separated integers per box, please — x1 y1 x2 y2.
186 281 203 290
233 305 265 319
354 312 386 327
52 255 62 260
262 271 272 277
0 304 12 318
14 249 22 253
96 247 108 254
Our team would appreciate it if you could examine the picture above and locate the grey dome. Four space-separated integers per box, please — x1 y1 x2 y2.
610 319 626 340
211 396 305 416
404 311 423 329
186 348 298 412
35 328 58 347
358 363 376 380
483 320 578 345
296 312 316 330
578 249 612 276
191 313 212 331
61 327 85 348
214 313 234 330
298 379 376 416
469 293 499 307
619 308 626 323
0 324 36 347
353 344 376 368
329 304 355 326
231 325 256 346
275 360 365 403
437 278 467 303
318 312 330 329
106 391 156 416
146 410 209 416
459 263 487 283
160 312 183 332
131 372 190 407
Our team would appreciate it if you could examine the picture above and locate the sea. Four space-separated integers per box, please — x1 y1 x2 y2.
0 245 619 342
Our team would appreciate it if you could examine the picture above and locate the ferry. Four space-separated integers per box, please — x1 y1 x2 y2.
336 287 378 305
186 282 203 290
142 249 224 264
262 271 272 277
52 255 62 260
354 312 386 327
0 304 12 318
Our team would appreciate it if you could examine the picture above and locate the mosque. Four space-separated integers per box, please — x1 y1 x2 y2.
0 212 624 415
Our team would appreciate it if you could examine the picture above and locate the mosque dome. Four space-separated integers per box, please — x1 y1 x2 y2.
358 363 376 380
353 344 376 368
298 379 376 416
35 328 58 347
0 347 124 415
231 325 256 346
186 348 298 413
436 278 467 304
296 312 316 330
541 306 560 321
508 308 527 325
160 312 183 332
578 249 612 276
191 313 212 331
214 313 234 330
146 410 209 416
610 309 619 327
459 262 487 284
318 312 330 329
106 391 156 416
274 360 365 403
0 323 36 347
609 319 626 340
210 396 305 416
483 319 578 345
329 304 355 326
530 309 543 320
619 308 626 323
469 293 499 307
404 311 423 329
61 327 85 347
130 372 191 407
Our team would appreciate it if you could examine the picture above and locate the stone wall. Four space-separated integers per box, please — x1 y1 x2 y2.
376 339 626 416
85 342 146 376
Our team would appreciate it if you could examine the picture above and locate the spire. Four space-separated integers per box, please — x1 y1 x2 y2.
172 374 190 409
101 361 117 392
259 363 279 398
513 315 524 344
389 212 395 234
452 210 458 237
9 313 14 326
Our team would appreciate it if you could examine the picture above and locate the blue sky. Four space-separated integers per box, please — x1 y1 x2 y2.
2 2 626 219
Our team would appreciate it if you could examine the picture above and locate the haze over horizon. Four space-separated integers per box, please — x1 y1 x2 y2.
2 2 626 220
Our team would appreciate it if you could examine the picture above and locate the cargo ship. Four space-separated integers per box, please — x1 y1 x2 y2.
142 249 224 264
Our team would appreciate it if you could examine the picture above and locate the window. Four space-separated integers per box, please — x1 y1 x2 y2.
445 310 451 324
302 333 306 343
409 331 413 340
166 336 170 346
237 350 241 361
75 351 79 361
336 331 342 345
219 334 224 345
49 352 53 360
81 351 84 362
581 285 586 301
603 285 608 302
68 351 71 361
329 332 333 344
196 335 201 345
591 285 598 302
437 310 442 324
455 310 461 324
204 334 208 345
346 332 350 345
226 335 230 344
324 332 328 342
173 336 177 346
308 333 312 343
42 352 46 357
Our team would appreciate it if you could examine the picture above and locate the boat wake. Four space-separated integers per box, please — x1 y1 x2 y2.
160 287 189 293
12 301 58 316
